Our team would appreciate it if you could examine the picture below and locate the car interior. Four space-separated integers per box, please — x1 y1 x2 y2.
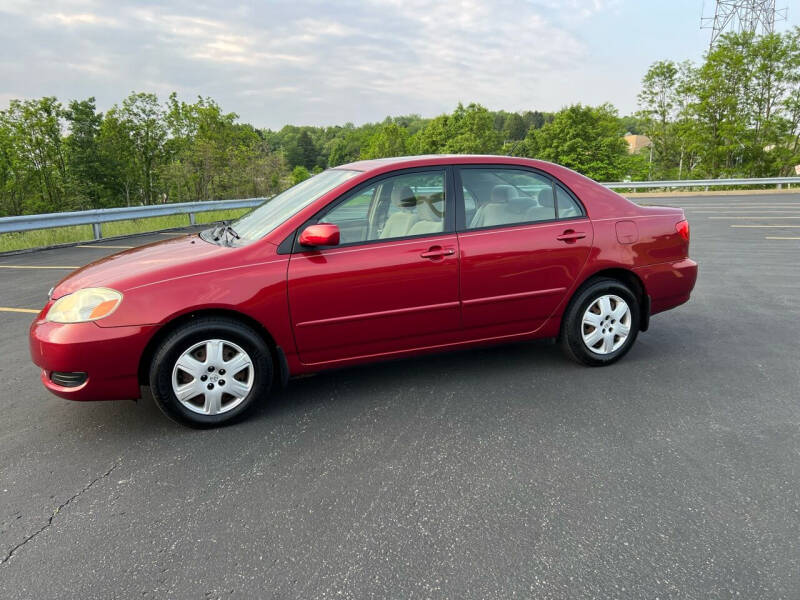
461 168 583 228
319 173 446 244
317 168 583 245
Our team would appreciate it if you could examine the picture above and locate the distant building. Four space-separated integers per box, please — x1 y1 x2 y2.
624 134 652 154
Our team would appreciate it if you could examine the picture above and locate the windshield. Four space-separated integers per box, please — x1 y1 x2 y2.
231 169 360 242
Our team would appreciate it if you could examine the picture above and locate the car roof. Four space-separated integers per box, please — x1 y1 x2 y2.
336 154 561 173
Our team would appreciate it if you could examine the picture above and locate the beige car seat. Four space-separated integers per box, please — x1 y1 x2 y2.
524 188 557 222
408 197 444 236
380 185 419 238
470 184 518 228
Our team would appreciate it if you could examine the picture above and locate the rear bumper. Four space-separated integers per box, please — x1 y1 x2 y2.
635 258 698 316
29 319 155 401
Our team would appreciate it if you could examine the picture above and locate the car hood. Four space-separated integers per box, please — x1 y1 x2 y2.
51 234 234 297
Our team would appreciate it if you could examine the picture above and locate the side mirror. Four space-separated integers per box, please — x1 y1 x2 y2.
299 223 340 247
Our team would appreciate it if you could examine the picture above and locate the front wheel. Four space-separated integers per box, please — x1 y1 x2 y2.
149 317 273 427
560 278 640 366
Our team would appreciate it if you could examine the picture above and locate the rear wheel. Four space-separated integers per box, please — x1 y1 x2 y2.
560 278 640 366
150 317 272 427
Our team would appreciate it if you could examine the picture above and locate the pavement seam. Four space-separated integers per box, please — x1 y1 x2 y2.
0 461 120 566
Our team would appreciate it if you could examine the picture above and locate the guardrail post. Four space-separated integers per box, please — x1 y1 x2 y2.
92 222 102 240
189 212 196 226
777 183 782 190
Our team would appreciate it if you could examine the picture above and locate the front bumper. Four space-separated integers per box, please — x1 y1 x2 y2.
635 258 698 316
29 319 156 401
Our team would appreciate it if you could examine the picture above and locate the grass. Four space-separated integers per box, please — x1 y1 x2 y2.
0 208 250 253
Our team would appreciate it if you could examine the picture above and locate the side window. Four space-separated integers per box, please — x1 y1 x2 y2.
461 168 556 230
320 188 374 244
555 184 583 219
319 171 446 244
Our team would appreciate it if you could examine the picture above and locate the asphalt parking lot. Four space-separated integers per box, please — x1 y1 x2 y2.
1 193 799 599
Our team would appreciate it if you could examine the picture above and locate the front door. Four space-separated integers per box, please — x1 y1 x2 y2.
456 166 593 338
288 168 461 365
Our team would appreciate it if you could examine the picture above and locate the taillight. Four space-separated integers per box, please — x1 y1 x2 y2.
675 219 690 242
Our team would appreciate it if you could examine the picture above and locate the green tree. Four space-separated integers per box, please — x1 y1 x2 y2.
502 112 528 141
523 103 629 181
412 103 501 154
446 103 502 153
743 30 800 174
361 122 410 158
98 107 138 206
691 35 752 176
411 114 450 154
0 115 27 216
297 130 318 169
637 60 680 178
64 97 105 208
117 92 167 204
327 138 350 167
163 95 244 201
1 97 68 213
291 165 310 185
522 110 548 130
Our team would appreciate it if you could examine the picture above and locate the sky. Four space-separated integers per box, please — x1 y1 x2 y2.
0 0 796 129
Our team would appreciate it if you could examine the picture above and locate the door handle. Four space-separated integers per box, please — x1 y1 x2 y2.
556 230 586 242
420 247 456 259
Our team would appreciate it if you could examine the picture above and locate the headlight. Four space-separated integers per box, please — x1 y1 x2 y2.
45 288 123 323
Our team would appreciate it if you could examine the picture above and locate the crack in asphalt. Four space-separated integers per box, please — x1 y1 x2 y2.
0 462 120 565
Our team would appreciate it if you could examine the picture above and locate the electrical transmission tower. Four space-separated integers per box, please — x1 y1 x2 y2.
701 0 787 48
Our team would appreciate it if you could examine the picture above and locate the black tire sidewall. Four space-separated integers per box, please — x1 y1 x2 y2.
562 279 640 366
149 318 273 427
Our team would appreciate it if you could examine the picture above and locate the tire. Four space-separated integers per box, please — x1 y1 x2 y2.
149 317 273 427
560 277 640 367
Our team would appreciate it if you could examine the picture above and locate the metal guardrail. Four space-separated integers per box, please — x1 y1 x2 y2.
603 176 798 190
0 176 798 240
0 197 266 239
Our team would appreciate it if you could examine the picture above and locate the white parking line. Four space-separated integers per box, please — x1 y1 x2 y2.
765 236 800 240
709 216 800 219
0 307 39 314
730 225 800 228
76 245 134 249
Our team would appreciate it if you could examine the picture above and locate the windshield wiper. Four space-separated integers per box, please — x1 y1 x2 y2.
211 221 240 245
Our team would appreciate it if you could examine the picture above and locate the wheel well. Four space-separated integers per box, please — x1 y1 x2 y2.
137 309 287 388
570 268 650 332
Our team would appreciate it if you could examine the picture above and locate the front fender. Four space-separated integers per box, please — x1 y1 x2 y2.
95 257 296 355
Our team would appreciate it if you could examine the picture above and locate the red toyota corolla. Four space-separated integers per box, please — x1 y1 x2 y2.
29 155 697 426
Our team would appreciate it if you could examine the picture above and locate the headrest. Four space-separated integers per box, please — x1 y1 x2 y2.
537 188 555 208
490 184 516 204
391 185 417 208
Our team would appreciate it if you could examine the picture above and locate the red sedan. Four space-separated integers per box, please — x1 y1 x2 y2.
30 155 697 426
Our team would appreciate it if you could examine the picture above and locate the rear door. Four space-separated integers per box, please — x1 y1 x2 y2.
287 168 461 365
456 165 593 338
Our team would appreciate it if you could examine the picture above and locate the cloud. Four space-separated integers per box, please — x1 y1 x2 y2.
35 11 119 27
0 0 622 127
